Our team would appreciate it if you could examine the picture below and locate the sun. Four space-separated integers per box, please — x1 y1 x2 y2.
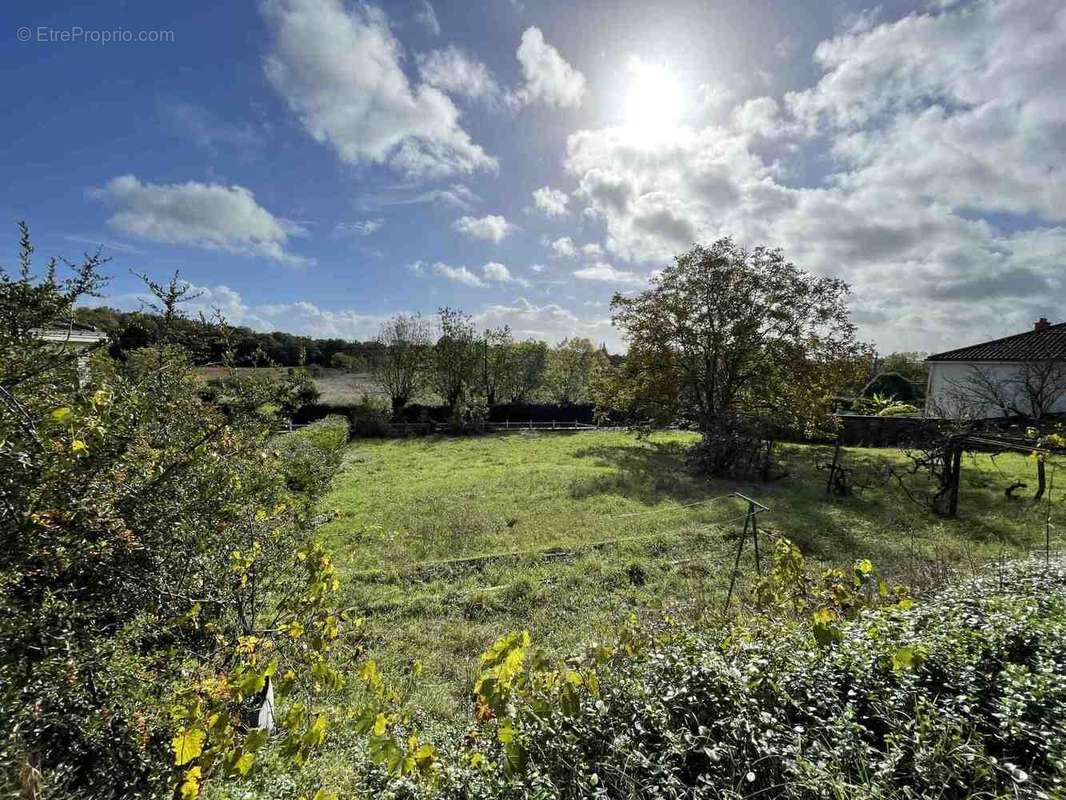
624 58 684 143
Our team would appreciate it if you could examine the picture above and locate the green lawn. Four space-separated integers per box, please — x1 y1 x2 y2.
319 430 1062 721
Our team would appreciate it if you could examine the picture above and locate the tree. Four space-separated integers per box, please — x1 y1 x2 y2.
430 307 479 409
503 340 548 403
372 314 430 413
330 351 366 373
544 338 607 405
875 351 929 386
478 326 513 406
609 238 861 474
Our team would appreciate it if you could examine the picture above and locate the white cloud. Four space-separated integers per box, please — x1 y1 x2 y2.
359 182 479 212
474 297 617 348
581 242 604 258
532 186 569 216
428 260 531 288
452 213 517 243
106 283 389 340
432 262 488 287
549 236 577 259
415 0 440 35
261 0 495 179
335 218 384 236
560 0 1066 352
417 45 499 103
91 174 311 265
508 27 586 109
573 262 646 286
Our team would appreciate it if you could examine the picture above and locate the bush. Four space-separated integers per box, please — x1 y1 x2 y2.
273 416 349 494
463 559 1066 799
348 556 1066 800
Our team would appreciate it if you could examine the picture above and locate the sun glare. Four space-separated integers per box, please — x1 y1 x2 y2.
624 58 684 143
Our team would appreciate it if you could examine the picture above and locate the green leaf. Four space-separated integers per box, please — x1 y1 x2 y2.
891 645 925 672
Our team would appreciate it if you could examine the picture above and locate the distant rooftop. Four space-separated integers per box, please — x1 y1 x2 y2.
35 319 108 344
927 318 1066 362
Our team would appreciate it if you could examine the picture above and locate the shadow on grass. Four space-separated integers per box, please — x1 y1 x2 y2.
570 439 723 506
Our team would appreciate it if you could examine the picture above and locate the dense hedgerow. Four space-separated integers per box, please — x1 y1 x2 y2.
344 558 1066 800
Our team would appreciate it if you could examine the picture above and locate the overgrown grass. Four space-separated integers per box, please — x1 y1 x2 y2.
318 430 1063 721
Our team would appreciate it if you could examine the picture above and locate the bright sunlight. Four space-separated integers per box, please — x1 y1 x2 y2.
623 57 685 143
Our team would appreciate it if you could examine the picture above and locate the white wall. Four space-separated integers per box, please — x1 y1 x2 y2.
926 361 1066 418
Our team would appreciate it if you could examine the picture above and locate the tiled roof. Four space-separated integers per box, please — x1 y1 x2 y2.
927 322 1066 362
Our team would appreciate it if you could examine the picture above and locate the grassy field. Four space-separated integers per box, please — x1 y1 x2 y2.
319 430 1063 721
197 366 387 405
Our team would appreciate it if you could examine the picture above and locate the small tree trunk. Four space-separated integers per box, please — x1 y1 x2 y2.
1034 458 1047 501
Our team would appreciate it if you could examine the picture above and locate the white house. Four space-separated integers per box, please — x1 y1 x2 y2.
925 318 1066 419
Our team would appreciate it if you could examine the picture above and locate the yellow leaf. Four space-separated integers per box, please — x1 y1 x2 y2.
179 766 201 799
172 727 205 765
71 439 88 454
232 752 255 776
50 407 72 422
287 620 304 639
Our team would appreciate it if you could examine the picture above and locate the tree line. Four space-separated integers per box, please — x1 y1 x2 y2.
373 307 612 413
76 305 380 368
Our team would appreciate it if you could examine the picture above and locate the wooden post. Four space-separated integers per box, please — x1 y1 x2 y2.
947 442 962 517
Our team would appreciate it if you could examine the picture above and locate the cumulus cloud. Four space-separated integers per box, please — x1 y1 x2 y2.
452 213 517 243
417 45 499 103
549 236 578 259
573 262 646 286
427 260 530 288
91 174 311 265
261 0 495 179
532 186 569 216
508 27 586 108
561 0 1066 351
474 297 617 348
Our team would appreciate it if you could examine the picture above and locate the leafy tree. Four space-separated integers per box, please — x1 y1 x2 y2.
875 351 929 385
430 307 479 409
477 326 513 406
544 338 607 405
609 239 862 472
372 314 430 413
330 351 366 373
503 340 549 404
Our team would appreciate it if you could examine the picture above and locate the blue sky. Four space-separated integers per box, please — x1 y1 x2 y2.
2 0 1063 352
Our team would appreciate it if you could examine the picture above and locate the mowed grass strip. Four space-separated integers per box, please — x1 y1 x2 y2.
318 430 1063 721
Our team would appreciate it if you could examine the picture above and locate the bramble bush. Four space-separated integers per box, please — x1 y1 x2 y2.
0 228 429 799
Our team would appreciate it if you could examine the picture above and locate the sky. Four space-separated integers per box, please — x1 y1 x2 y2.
1 0 1064 353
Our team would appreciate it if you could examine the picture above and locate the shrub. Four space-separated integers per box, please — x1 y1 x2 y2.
350 555 1066 800
0 232 425 800
273 416 349 495
455 558 1066 799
